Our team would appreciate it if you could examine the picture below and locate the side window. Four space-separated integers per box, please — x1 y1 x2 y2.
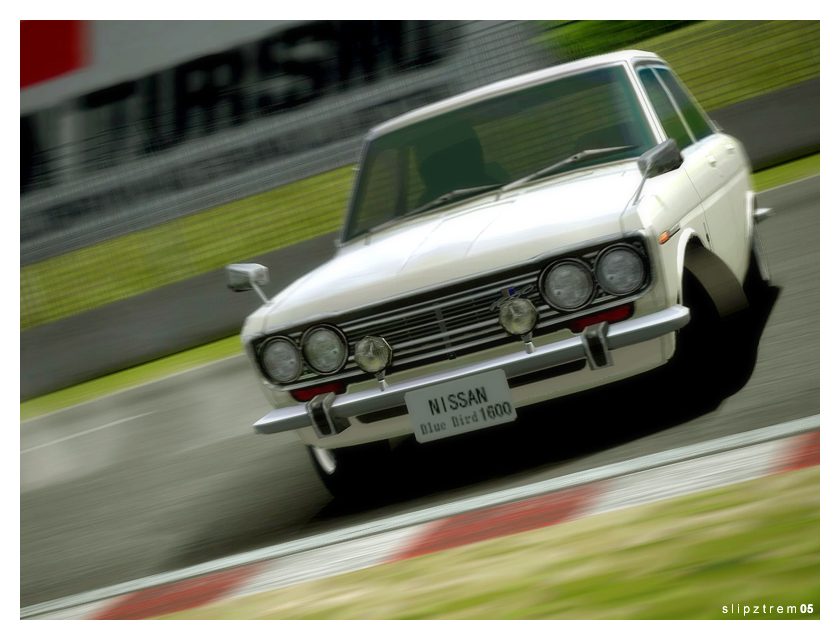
638 67 693 149
655 68 714 141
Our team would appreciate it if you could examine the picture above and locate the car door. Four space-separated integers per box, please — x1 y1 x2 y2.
651 66 747 278
636 65 711 225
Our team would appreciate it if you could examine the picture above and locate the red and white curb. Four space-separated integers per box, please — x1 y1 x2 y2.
22 414 820 620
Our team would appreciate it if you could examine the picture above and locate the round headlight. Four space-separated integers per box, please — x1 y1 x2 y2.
595 246 645 295
540 260 594 311
498 297 538 336
354 336 392 374
302 325 348 374
260 337 302 384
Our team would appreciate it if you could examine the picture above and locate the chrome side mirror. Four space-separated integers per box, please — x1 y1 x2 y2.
226 263 270 303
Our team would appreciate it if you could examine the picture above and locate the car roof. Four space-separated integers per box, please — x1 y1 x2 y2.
368 49 664 139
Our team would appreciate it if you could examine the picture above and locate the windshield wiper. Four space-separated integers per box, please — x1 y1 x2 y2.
501 145 635 193
405 183 502 217
364 183 501 238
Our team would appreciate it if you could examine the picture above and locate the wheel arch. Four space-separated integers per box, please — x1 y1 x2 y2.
678 232 748 317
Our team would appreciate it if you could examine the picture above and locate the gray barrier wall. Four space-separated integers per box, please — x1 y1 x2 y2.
20 79 819 400
714 78 819 170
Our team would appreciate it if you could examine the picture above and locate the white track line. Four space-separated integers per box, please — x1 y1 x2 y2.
229 525 428 601
589 438 786 516
20 413 819 619
21 355 245 424
21 412 156 454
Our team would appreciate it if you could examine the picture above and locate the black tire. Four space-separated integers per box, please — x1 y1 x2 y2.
307 441 392 501
674 268 753 398
674 269 720 368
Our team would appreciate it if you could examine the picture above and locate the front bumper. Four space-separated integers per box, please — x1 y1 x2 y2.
254 304 690 436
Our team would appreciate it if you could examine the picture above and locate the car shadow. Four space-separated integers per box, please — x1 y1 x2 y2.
165 283 779 570
316 282 780 516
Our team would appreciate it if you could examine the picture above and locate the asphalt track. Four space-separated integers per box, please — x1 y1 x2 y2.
20 176 819 608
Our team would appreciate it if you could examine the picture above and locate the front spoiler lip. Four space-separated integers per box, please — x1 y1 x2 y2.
253 304 690 435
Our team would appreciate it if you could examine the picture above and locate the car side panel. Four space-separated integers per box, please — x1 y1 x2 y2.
704 133 752 282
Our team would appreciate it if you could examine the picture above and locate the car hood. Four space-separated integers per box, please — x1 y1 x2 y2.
253 162 642 333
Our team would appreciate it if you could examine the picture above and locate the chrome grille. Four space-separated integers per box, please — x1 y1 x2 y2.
285 271 541 388
271 235 652 390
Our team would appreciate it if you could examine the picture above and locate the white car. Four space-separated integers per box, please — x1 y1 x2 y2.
228 50 771 498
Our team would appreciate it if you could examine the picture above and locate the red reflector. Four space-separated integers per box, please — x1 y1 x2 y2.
291 382 347 402
569 304 633 333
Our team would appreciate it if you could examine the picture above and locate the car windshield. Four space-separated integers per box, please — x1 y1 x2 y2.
343 65 656 242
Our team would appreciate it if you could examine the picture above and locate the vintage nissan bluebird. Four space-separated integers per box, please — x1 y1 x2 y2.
227 50 771 497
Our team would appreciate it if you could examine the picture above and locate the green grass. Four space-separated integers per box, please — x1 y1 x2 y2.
21 165 354 329
751 154 819 192
634 20 819 112
161 467 819 619
540 20 819 112
20 335 243 421
19 154 819 420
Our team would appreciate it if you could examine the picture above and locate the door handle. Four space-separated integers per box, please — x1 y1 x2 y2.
707 155 718 167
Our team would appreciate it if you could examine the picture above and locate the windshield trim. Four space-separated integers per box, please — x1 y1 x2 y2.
350 184 503 244
339 156 641 248
339 61 655 246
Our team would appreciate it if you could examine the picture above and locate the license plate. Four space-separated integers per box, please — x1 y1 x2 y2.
405 370 517 443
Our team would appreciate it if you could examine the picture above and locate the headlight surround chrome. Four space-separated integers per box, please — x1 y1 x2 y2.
595 245 646 296
302 325 348 374
354 336 392 374
259 336 303 384
539 259 595 311
498 297 539 336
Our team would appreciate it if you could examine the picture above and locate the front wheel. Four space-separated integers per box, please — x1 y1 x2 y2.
674 268 753 399
308 441 392 501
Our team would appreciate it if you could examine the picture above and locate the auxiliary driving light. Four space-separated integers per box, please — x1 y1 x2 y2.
354 336 393 374
498 297 538 336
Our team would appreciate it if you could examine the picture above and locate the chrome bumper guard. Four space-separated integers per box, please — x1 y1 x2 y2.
754 206 774 223
254 304 690 435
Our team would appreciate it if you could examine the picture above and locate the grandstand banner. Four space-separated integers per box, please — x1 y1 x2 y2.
21 21 549 264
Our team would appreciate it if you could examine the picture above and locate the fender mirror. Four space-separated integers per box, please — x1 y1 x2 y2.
632 139 684 205
226 263 270 303
638 138 683 180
